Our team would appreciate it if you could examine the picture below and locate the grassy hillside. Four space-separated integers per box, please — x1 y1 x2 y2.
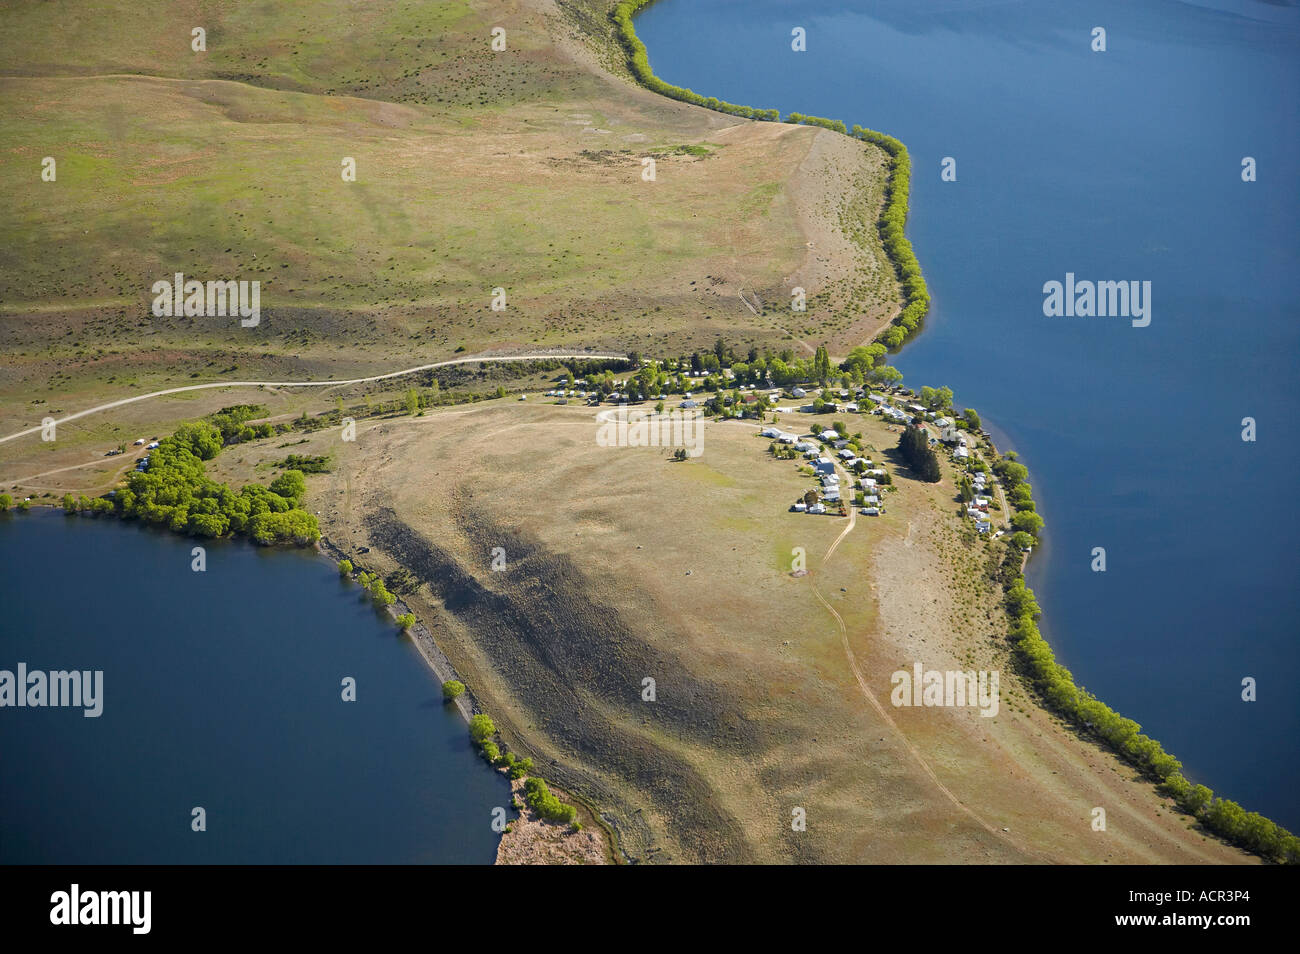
0 0 898 442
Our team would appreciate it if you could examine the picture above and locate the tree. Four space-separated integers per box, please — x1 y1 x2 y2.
268 469 307 504
338 559 353 576
1000 461 1029 486
963 407 981 430
468 714 496 745
814 345 831 383
1011 510 1045 537
405 388 419 415
842 344 885 377
870 365 903 387
897 427 940 482
0 493 10 511
62 493 77 513
803 489 819 507
396 613 415 631
1010 531 1034 551
442 680 466 701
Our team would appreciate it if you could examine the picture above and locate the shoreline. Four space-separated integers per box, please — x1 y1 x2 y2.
611 0 1296 863
316 534 627 865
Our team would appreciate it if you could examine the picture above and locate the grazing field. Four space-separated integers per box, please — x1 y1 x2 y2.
188 394 1248 864
0 0 898 442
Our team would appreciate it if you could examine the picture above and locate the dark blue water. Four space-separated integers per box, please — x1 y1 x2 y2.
0 511 507 863
636 0 1300 828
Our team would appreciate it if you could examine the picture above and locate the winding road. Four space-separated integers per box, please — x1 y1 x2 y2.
0 351 626 446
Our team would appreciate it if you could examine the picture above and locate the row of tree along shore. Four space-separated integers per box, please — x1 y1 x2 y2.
608 0 1296 863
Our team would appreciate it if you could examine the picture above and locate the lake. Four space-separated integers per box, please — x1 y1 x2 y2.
635 0 1300 828
0 510 508 863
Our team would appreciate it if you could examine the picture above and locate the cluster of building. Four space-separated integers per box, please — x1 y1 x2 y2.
964 473 994 533
763 419 889 518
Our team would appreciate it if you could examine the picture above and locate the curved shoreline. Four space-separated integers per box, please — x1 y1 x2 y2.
612 0 1296 863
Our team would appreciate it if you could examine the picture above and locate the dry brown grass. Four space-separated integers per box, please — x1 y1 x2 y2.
186 396 1253 864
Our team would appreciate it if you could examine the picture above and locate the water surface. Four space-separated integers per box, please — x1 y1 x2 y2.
0 510 507 863
636 0 1300 828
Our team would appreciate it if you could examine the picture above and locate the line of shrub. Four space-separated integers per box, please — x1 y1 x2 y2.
611 3 930 357
615 0 1293 863
465 712 575 824
612 1 780 121
848 126 929 350
991 451 1297 863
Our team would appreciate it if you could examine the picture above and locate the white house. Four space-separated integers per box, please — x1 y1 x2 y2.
792 387 807 398
861 507 880 516
819 429 840 442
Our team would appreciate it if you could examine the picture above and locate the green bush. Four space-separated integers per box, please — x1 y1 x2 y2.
337 559 353 576
523 777 578 825
442 680 466 701
468 714 496 745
